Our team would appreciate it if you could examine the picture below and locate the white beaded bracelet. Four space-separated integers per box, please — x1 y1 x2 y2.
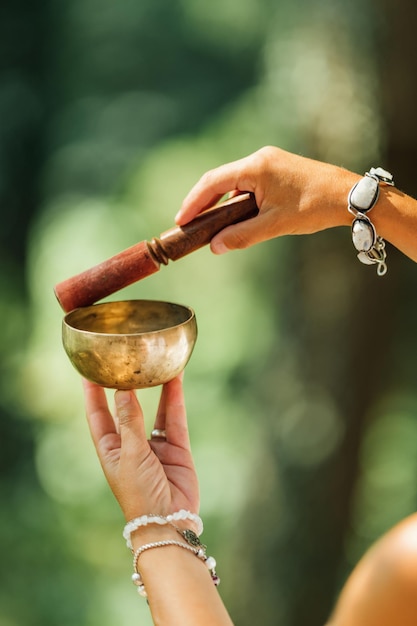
123 509 204 550
131 530 220 598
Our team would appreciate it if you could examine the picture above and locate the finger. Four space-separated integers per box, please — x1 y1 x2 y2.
157 375 190 449
227 189 243 199
82 379 121 478
83 379 118 449
175 159 254 225
151 373 185 441
153 384 169 432
114 389 148 454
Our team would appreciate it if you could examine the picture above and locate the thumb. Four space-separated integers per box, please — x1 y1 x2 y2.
115 390 147 450
210 217 266 254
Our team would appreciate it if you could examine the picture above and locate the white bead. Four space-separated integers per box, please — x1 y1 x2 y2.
166 515 173 522
131 573 142 585
205 556 217 570
137 585 148 597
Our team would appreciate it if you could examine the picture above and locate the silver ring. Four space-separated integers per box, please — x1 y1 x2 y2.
151 429 167 439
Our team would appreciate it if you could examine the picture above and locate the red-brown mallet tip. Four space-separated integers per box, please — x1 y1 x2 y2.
54 240 160 312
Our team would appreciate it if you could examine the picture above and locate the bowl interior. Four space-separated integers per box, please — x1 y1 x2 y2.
64 299 194 336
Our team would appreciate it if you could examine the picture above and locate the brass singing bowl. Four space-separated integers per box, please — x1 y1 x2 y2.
62 300 197 389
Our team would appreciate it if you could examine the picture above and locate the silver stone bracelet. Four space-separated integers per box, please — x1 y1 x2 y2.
348 166 395 276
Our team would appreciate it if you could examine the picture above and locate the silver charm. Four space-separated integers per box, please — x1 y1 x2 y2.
357 251 376 265
180 528 206 549
356 238 387 276
368 167 394 185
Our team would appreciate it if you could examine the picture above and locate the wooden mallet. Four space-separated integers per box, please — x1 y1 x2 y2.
54 193 259 312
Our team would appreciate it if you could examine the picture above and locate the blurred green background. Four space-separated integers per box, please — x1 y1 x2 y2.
1 0 417 624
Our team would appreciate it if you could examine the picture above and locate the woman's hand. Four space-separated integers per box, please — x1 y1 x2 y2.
176 146 358 254
83 375 199 521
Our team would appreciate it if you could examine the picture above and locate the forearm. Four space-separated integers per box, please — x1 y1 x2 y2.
369 185 417 262
131 526 234 626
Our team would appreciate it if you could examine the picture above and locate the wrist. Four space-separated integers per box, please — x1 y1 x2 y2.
123 510 203 550
131 527 220 600
298 160 360 232
319 165 361 230
130 524 180 550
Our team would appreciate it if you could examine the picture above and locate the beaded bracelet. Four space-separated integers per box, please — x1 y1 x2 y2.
131 529 220 598
123 509 204 550
348 166 395 276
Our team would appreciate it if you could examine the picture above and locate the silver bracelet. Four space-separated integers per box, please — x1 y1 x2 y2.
348 166 395 276
131 529 220 598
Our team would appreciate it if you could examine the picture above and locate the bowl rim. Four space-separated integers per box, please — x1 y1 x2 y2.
62 299 196 338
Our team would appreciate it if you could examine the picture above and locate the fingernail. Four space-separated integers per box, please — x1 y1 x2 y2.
115 390 131 408
175 209 184 223
211 240 229 255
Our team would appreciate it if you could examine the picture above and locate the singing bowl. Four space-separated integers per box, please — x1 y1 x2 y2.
62 300 197 389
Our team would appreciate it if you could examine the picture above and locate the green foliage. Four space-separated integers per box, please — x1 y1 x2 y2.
1 0 417 625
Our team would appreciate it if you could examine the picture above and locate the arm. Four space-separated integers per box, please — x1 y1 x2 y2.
327 514 417 626
83 376 234 626
175 146 417 263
